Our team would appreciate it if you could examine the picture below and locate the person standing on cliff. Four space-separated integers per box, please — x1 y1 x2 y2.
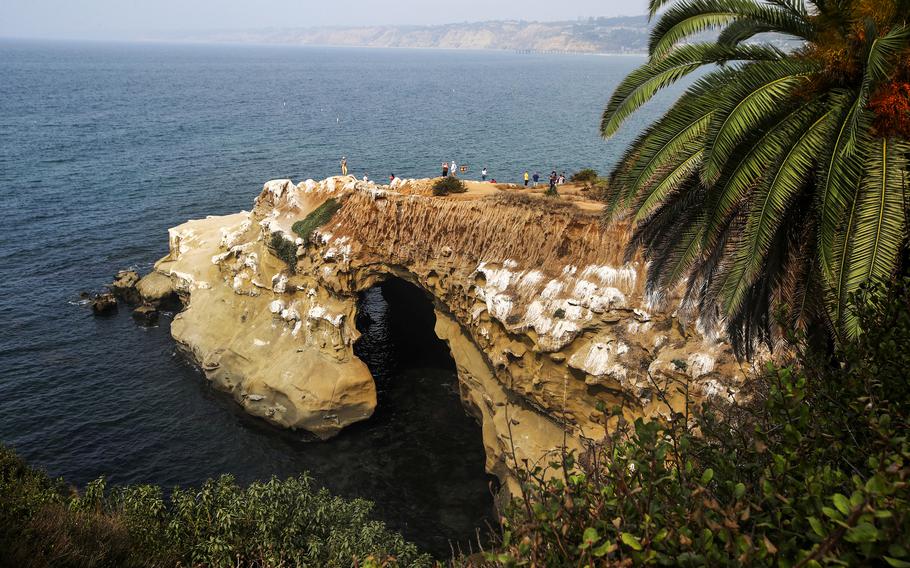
481 167 488 181
341 157 348 176
442 161 449 177
524 171 530 187
533 172 540 187
451 160 457 177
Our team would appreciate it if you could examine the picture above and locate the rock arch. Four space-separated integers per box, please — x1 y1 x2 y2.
156 177 747 489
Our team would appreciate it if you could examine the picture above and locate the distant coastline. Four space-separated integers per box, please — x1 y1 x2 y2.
144 16 652 55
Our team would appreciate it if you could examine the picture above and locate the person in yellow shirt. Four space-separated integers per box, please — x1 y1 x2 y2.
524 171 530 187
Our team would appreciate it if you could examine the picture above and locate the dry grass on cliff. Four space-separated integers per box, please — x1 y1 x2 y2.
328 190 638 274
489 191 600 216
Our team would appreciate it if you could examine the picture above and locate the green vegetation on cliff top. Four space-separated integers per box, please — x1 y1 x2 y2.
292 198 344 243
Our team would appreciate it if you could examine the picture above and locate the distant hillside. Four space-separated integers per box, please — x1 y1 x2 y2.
159 17 652 54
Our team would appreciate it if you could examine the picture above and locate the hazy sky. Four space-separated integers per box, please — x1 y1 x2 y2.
0 0 647 40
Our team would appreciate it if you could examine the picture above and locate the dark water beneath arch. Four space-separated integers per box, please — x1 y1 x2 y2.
0 39 684 553
353 279 497 555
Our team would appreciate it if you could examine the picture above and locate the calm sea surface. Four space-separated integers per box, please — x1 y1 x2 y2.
0 39 678 554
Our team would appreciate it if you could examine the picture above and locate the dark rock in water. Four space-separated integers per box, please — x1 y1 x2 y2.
91 293 117 316
111 270 141 304
132 304 159 326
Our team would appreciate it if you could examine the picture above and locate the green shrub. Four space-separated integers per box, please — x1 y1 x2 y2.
0 445 433 567
569 168 598 185
269 233 298 274
292 198 344 244
480 277 910 567
432 177 467 196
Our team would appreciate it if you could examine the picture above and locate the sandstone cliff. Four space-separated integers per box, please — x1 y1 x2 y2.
154 176 747 489
158 17 651 54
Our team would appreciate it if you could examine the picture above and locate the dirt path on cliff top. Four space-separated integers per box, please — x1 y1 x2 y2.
401 178 605 214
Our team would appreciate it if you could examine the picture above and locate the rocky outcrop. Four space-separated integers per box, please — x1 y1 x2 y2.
136 272 178 307
111 270 141 303
153 176 748 489
132 304 159 326
91 292 117 316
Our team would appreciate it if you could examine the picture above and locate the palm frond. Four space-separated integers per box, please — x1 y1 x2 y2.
832 138 910 339
649 0 678 19
632 151 704 222
628 179 707 297
650 0 814 56
717 19 777 46
649 0 744 57
601 43 784 138
717 106 833 315
767 0 809 19
690 209 746 332
655 215 707 292
864 24 910 82
844 24 910 154
703 97 824 249
774 218 817 337
702 58 818 184
607 82 719 217
625 176 702 262
816 91 867 286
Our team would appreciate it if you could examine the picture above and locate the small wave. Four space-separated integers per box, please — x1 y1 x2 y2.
39 157 77 165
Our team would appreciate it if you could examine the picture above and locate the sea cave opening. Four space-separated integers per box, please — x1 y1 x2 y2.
353 277 497 556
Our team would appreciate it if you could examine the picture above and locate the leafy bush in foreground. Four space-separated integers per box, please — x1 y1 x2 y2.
432 177 467 196
480 277 910 567
292 198 344 244
0 447 432 568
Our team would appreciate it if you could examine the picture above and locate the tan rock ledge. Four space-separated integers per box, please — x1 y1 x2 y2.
153 176 750 490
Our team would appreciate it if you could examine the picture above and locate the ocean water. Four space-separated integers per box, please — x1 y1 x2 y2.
0 39 677 554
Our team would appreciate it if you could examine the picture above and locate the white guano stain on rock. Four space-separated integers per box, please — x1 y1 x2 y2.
687 353 716 379
307 305 344 327
580 264 638 290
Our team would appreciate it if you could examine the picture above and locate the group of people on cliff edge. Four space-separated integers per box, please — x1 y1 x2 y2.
341 156 565 189
441 160 469 178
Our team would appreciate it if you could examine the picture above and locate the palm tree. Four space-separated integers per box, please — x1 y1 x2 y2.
602 0 910 355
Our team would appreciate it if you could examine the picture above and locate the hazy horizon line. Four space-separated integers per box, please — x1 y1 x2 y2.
0 14 651 43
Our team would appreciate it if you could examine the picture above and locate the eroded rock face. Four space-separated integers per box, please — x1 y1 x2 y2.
153 177 748 488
